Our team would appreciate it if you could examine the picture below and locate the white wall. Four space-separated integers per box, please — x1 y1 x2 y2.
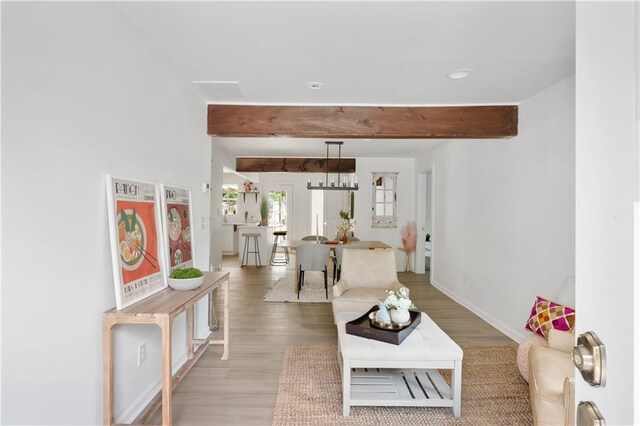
323 188 350 238
210 153 415 265
209 143 234 268
311 189 324 237
354 158 416 271
2 3 211 424
425 172 433 237
576 2 637 423
213 166 315 252
415 76 575 342
221 171 254 224
0 3 4 420
256 173 312 240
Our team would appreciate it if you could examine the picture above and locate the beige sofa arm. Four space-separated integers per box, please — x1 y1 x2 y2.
333 280 349 297
562 377 575 426
333 280 408 298
548 329 575 353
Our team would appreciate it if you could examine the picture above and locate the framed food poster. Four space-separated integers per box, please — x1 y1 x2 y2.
106 176 167 309
159 185 195 275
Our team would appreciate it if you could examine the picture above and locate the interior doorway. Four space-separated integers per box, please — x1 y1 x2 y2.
323 190 350 239
267 190 287 229
262 183 293 243
416 167 435 276
310 190 323 237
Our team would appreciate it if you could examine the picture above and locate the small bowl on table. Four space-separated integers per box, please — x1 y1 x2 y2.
168 276 205 291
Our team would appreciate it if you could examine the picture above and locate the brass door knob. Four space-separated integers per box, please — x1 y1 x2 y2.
573 331 606 387
572 345 594 373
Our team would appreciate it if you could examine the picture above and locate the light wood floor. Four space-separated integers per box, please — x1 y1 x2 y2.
147 255 514 425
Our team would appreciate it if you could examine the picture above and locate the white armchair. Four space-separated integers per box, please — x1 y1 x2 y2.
332 249 408 321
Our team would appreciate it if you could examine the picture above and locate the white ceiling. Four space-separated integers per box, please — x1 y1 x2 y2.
116 1 575 158
216 137 444 158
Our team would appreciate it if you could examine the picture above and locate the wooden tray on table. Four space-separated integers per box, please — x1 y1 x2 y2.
345 306 421 345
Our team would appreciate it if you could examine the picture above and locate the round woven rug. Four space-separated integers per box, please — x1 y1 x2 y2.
272 344 532 425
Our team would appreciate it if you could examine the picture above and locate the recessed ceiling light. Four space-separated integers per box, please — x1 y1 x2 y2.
307 81 324 90
447 68 473 80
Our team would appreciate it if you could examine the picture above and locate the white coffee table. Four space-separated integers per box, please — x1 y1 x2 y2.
336 311 463 417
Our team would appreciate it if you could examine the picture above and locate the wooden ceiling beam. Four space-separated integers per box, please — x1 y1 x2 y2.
236 157 356 173
208 105 518 139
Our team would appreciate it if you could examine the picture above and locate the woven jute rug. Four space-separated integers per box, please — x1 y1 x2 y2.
264 272 333 303
272 344 532 425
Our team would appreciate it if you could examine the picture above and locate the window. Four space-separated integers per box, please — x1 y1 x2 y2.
268 190 287 227
372 172 397 228
222 188 238 215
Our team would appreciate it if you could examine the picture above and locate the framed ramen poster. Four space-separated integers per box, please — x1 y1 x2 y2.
160 185 195 276
106 176 167 309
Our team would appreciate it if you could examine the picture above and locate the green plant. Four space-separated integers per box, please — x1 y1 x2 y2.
339 210 350 220
169 267 203 279
260 197 269 220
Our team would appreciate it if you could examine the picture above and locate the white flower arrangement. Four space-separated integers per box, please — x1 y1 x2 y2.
382 288 416 311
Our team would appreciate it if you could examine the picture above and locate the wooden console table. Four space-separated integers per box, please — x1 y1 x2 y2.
103 271 230 425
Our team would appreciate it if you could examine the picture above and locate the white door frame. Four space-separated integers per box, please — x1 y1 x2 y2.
416 165 435 277
634 3 640 420
576 2 638 422
262 183 294 241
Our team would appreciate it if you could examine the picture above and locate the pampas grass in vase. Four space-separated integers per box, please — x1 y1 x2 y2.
401 221 417 254
401 222 417 271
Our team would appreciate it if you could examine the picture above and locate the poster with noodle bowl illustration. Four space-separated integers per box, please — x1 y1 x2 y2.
160 185 194 276
106 176 167 309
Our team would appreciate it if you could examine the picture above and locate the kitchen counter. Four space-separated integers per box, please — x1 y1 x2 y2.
237 225 270 266
222 223 258 254
224 222 260 232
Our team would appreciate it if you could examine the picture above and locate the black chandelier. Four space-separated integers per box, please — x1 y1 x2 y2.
306 141 359 191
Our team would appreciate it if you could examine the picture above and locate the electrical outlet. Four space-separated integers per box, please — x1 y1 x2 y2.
137 342 146 366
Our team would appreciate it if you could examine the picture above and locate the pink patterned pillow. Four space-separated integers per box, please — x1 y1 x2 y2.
525 296 575 338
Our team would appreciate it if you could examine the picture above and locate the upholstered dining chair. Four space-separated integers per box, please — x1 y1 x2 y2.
332 249 408 321
332 243 370 285
296 244 331 299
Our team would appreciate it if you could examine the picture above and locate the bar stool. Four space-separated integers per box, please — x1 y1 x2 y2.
270 230 290 265
241 233 262 268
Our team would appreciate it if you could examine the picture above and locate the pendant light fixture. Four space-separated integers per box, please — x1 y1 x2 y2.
306 141 359 191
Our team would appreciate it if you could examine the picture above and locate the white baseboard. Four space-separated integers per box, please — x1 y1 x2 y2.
116 352 189 424
430 280 526 343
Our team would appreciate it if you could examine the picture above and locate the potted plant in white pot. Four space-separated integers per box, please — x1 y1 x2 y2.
260 197 269 226
168 267 205 291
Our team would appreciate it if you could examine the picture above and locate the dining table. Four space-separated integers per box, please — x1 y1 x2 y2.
278 240 392 293
278 239 391 250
